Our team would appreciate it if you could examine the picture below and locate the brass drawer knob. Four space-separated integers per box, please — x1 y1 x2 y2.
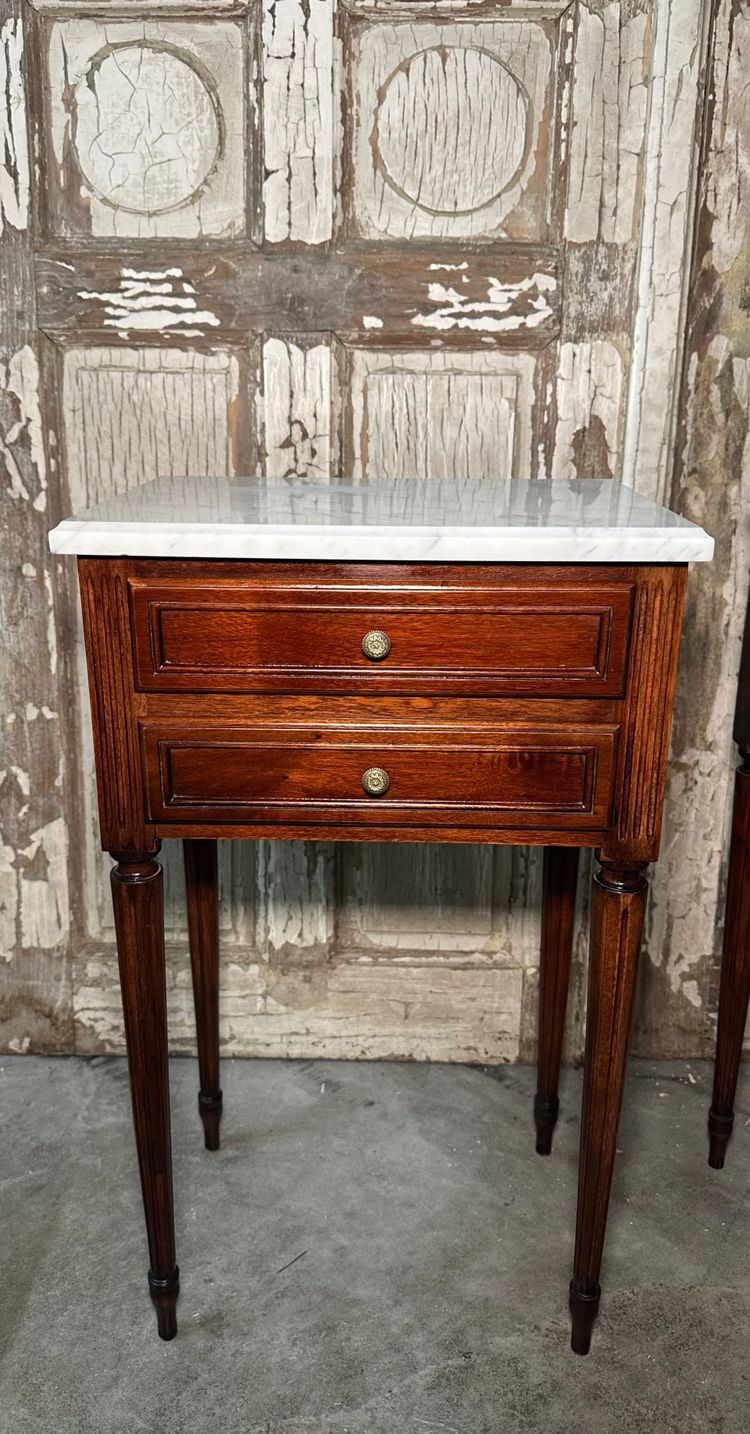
362 629 392 661
362 766 390 797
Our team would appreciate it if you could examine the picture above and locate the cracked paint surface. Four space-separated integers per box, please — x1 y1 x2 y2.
263 0 336 243
48 19 245 238
0 17 29 235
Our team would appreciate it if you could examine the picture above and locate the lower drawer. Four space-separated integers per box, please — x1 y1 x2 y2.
141 721 618 832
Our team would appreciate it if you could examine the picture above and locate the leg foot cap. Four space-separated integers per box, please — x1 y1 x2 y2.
569 1280 600 1356
148 1267 180 1341
708 1107 733 1169
199 1090 223 1152
534 1093 559 1156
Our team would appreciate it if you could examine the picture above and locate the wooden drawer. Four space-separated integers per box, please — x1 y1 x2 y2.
130 577 633 698
141 721 618 832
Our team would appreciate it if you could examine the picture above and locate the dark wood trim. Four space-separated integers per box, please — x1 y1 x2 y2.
78 560 154 858
570 859 647 1355
110 849 178 1340
184 839 222 1152
602 566 687 864
36 246 561 343
535 846 579 1155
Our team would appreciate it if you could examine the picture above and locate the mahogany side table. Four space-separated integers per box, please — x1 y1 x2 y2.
709 590 750 1167
49 475 713 1354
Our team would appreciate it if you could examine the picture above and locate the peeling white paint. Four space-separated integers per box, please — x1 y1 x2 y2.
20 818 70 950
552 341 623 479
622 0 710 498
0 18 29 236
263 0 335 244
353 19 552 241
1 347 47 512
362 316 384 330
647 340 750 1008
350 348 535 482
63 346 240 513
11 767 30 798
263 339 333 479
0 842 17 963
257 841 334 956
48 20 246 239
566 3 649 245
78 269 220 333
558 15 574 166
43 570 57 678
706 11 750 276
412 272 556 334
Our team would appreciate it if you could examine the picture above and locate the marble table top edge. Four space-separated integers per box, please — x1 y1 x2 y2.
47 476 715 565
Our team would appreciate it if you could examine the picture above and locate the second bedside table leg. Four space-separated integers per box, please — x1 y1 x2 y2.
535 847 579 1154
111 850 179 1341
184 839 222 1151
709 756 750 1169
570 859 647 1356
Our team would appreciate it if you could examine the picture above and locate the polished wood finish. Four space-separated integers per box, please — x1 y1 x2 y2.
79 562 153 857
535 847 580 1155
130 570 633 698
110 849 178 1340
184 840 222 1152
143 721 618 832
570 860 647 1354
76 556 689 1349
601 569 686 865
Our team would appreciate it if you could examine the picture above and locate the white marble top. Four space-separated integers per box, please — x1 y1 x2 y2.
48 475 714 563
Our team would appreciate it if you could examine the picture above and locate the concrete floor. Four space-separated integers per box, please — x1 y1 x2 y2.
1 1056 749 1434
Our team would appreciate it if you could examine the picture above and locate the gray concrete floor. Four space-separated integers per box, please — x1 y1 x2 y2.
1 1056 749 1434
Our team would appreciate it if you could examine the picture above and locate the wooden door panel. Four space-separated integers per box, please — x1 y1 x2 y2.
345 9 570 243
43 17 250 240
345 348 540 481
7 0 712 1064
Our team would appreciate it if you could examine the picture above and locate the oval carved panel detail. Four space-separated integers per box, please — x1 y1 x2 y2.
73 41 223 216
374 47 529 216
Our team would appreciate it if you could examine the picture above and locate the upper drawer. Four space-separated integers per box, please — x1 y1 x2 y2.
129 578 633 697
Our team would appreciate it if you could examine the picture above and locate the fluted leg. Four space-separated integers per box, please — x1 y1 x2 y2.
709 759 750 1168
535 847 579 1154
184 839 222 1151
111 850 179 1340
570 859 647 1355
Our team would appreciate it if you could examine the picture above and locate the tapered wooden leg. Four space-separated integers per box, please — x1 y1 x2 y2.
535 847 580 1154
111 850 179 1340
709 758 750 1168
184 839 222 1151
570 859 647 1356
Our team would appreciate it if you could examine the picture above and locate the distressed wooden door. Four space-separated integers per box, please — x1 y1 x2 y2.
1 0 713 1059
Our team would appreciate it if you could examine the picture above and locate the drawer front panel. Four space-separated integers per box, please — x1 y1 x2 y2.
142 723 618 831
130 580 633 697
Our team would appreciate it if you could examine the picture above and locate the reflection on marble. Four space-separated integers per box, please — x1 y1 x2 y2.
48 475 714 563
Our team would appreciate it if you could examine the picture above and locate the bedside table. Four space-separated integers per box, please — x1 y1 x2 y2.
49 475 713 1354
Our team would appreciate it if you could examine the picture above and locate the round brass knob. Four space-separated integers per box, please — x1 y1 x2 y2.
362 629 392 661
362 766 390 797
